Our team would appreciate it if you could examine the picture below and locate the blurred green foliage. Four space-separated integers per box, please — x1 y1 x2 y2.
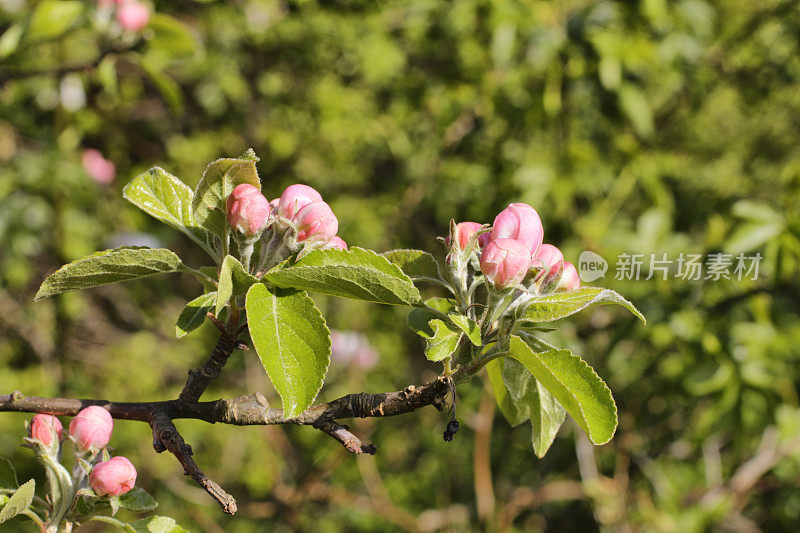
2 0 800 530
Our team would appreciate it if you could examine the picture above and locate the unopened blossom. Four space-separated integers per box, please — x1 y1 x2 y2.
534 244 564 269
29 414 63 446
90 456 137 497
277 184 323 221
69 406 113 452
558 262 581 291
226 184 271 237
294 200 338 243
480 238 531 289
490 203 544 257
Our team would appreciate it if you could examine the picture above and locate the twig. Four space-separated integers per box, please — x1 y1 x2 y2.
179 324 240 403
314 420 377 455
150 411 237 514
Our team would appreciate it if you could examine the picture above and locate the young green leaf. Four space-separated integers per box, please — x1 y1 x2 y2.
264 247 421 306
518 287 645 324
381 249 442 280
191 149 260 236
246 284 331 417
506 335 617 445
176 292 216 338
34 247 183 301
448 314 481 346
0 479 34 524
118 487 158 512
424 319 462 361
215 255 258 316
123 167 212 252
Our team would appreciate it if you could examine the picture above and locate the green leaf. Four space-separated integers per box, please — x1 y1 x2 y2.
424 319 462 361
0 458 18 491
246 284 331 417
191 149 260 237
0 479 34 524
381 249 442 280
264 247 421 306
131 516 190 533
448 314 481 346
176 292 216 338
486 358 529 426
405 297 480 345
34 247 183 301
123 167 211 251
518 287 645 324
506 335 617 445
216 255 258 315
118 487 158 512
528 379 567 458
27 1 84 41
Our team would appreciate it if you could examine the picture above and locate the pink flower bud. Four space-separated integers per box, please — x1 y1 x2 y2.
116 1 150 32
448 222 483 251
477 232 492 249
226 184 271 237
490 203 544 257
534 244 564 269
69 406 113 452
294 201 338 243
90 456 137 497
558 262 580 291
480 238 531 289
82 149 116 184
327 236 348 250
277 184 323 221
30 414 63 446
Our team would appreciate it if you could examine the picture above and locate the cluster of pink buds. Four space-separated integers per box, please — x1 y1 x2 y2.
448 202 580 292
27 406 137 499
226 182 347 272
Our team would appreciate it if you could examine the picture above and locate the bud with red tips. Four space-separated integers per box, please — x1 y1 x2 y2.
294 201 338 244
226 184 271 238
490 203 544 257
448 222 483 251
29 414 63 446
69 406 114 453
558 262 580 291
90 456 137 497
277 184 323 221
480 238 531 289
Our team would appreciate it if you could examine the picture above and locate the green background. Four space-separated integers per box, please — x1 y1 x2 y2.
1 0 800 530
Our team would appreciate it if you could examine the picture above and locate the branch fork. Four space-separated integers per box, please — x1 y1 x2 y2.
0 318 453 514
